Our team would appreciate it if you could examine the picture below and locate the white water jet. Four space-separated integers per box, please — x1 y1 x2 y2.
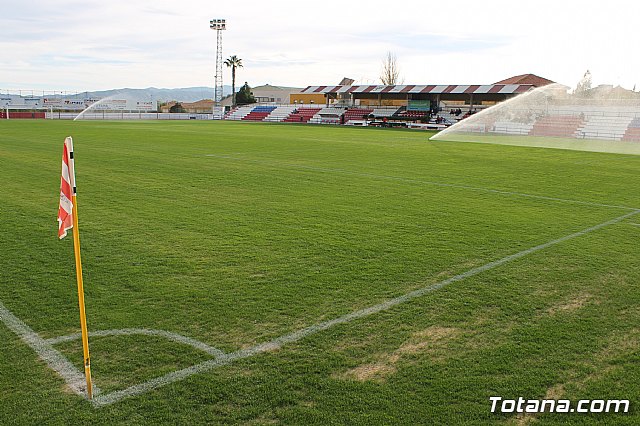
73 94 118 121
431 83 640 155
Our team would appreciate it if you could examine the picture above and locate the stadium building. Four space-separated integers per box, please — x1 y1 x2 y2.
2 74 553 124
293 74 554 109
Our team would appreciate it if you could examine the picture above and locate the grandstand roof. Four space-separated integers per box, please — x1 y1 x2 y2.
494 74 554 87
300 84 534 95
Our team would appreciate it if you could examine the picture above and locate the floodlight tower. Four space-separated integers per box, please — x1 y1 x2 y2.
210 18 226 116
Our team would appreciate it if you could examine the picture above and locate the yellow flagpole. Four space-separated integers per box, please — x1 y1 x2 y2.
71 193 93 399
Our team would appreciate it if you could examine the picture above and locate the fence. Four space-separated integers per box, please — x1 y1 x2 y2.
1 111 46 119
47 112 214 120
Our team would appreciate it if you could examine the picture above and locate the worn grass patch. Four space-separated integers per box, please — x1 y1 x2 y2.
546 293 595 316
336 327 481 382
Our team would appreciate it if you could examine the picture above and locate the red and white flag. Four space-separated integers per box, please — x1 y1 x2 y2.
57 137 76 239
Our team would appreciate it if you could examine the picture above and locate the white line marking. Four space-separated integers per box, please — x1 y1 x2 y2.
46 328 225 358
90 209 639 407
204 154 639 211
0 302 99 398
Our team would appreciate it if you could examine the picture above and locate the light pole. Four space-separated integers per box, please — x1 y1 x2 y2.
210 18 226 118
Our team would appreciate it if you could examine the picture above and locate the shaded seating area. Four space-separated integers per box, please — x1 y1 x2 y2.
343 108 373 124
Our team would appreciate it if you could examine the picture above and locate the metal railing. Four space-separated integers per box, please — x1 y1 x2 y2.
48 112 213 120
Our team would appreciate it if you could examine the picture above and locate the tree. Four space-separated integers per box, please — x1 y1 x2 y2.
574 70 592 96
169 102 186 113
380 52 401 85
224 55 243 106
235 82 256 105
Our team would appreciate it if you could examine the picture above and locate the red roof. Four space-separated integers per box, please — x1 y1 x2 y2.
300 84 534 95
494 74 554 87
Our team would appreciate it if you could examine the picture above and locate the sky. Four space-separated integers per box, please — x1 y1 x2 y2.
2 0 639 93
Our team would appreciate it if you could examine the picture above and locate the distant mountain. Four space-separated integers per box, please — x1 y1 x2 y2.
70 86 232 102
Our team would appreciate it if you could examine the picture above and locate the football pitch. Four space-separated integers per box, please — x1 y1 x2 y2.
1 120 638 424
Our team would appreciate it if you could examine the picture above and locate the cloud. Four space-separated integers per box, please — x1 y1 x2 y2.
2 0 640 91
352 32 510 55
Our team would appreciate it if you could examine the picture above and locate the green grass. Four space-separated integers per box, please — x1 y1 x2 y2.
432 132 640 155
1 120 639 424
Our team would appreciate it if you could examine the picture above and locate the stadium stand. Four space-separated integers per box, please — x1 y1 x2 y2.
371 107 400 117
242 105 277 121
438 112 458 124
462 123 490 133
622 117 640 142
492 121 534 135
264 105 297 122
529 115 585 137
396 110 429 120
576 115 633 140
223 107 238 119
283 107 322 123
438 105 477 124
225 105 255 120
343 108 373 124
309 107 345 124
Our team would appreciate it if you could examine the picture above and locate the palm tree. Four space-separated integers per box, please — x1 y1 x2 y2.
224 55 243 106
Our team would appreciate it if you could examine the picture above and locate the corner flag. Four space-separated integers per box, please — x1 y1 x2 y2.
58 138 75 239
57 137 94 399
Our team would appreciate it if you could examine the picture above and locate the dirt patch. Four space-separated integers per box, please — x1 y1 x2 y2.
514 413 535 426
339 362 397 382
412 326 458 341
394 327 459 361
61 383 80 395
391 341 429 361
336 326 459 382
544 383 565 400
546 293 594 316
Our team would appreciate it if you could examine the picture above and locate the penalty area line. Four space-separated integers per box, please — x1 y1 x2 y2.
90 209 640 407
